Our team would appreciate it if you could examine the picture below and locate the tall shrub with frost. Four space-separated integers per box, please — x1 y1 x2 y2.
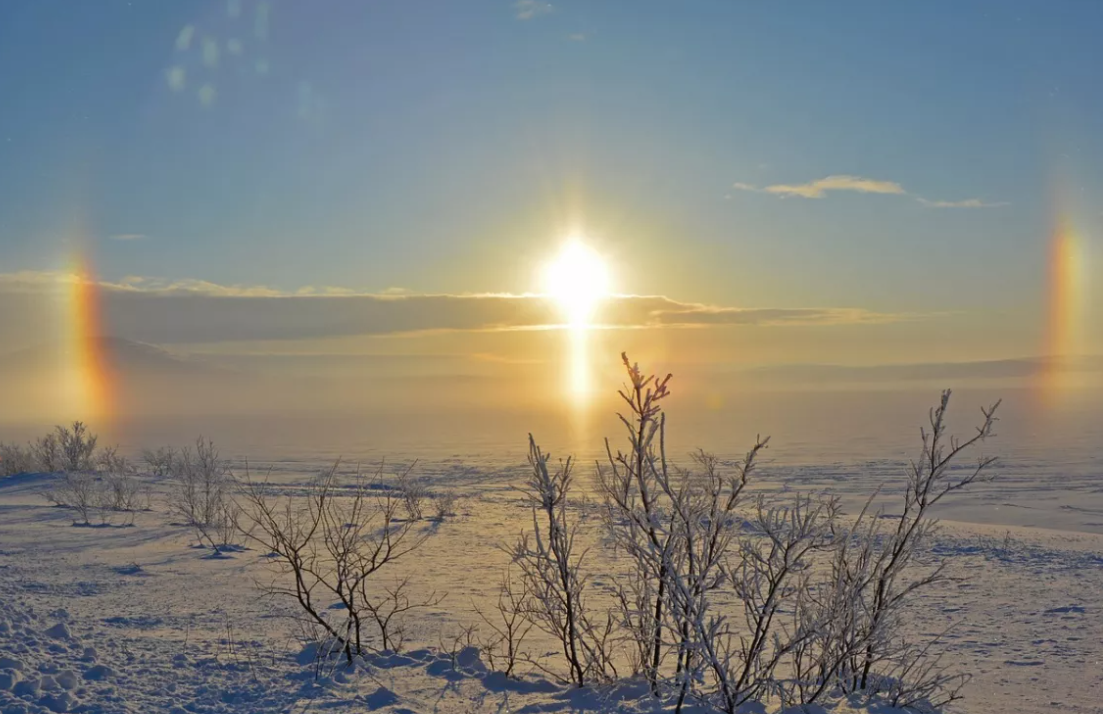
593 355 999 712
786 390 1000 709
508 436 618 686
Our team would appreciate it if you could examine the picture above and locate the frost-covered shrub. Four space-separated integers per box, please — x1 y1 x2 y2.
783 390 999 710
30 431 62 472
28 422 122 525
0 442 36 476
4 422 102 477
56 421 98 472
507 436 618 687
96 445 131 477
41 441 147 525
98 449 147 515
44 471 104 525
396 470 430 520
597 354 774 707
499 353 998 712
165 438 240 553
430 491 459 521
141 446 177 478
474 568 533 678
240 462 435 664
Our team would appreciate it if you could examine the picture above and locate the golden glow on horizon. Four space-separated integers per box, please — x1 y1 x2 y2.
542 239 611 327
63 253 116 427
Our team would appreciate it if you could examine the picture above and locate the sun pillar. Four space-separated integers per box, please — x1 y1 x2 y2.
543 237 611 453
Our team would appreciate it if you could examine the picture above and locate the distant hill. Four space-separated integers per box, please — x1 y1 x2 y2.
0 337 234 379
740 355 1103 387
0 337 249 421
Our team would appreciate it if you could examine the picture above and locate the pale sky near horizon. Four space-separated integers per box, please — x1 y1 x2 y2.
1 0 1101 384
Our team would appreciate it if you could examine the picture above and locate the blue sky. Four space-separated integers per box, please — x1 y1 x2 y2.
0 0 1100 347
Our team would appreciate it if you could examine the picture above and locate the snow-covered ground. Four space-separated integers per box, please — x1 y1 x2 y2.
1 437 1101 714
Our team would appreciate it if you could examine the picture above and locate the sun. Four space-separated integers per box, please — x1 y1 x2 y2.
542 239 611 326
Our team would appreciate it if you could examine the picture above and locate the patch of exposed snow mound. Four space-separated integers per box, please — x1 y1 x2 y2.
0 669 22 690
296 638 344 666
43 623 71 640
365 686 398 710
37 691 75 712
455 645 485 673
82 664 114 681
54 670 77 690
12 677 39 697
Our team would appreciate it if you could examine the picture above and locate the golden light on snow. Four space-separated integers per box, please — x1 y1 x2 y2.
542 239 611 327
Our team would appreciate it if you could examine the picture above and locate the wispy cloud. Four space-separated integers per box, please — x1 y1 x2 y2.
733 175 905 199
515 0 553 20
109 275 283 297
916 197 1009 209
639 303 900 327
733 174 1006 208
0 272 907 345
568 33 586 42
110 234 146 241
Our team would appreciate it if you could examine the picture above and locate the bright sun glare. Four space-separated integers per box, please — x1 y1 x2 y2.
543 239 611 326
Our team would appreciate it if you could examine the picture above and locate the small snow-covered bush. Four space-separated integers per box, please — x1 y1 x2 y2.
100 459 147 515
430 491 459 521
100 446 150 517
26 422 138 525
57 421 98 472
0 442 36 476
40 438 148 525
96 445 131 477
240 461 436 664
364 576 445 652
474 567 534 678
4 422 102 477
44 471 104 525
396 470 430 520
165 438 240 554
141 446 177 478
30 431 62 472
